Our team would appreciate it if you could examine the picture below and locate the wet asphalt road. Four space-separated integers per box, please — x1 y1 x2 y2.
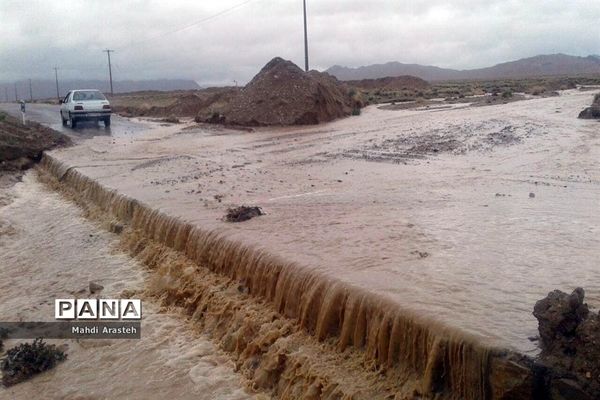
0 102 148 139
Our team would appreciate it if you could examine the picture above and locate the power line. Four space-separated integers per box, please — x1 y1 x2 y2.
303 0 309 72
116 0 258 52
103 50 115 95
54 67 60 101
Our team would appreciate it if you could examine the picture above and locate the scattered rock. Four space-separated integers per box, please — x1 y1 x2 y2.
1 339 67 387
529 192 535 198
411 250 430 258
224 206 264 223
89 281 104 294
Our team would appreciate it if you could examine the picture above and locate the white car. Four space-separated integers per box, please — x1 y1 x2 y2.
60 89 111 128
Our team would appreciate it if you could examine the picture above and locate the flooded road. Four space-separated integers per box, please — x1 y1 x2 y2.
0 102 151 140
40 89 600 355
0 173 257 399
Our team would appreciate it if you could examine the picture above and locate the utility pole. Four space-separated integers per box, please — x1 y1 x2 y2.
303 0 309 71
103 49 114 95
14 83 18 102
54 67 60 101
29 79 33 102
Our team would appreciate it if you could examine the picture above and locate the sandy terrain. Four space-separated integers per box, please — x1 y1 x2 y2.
40 88 600 356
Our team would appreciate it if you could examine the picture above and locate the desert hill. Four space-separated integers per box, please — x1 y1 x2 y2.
327 54 600 81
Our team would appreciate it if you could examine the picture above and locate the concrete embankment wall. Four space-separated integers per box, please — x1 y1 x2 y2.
38 153 544 399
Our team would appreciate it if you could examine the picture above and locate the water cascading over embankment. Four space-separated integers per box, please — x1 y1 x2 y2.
38 153 542 399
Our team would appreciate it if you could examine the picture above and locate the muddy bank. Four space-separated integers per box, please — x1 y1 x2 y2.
0 112 70 171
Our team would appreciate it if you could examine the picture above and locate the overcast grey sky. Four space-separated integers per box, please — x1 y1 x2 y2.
1 0 598 84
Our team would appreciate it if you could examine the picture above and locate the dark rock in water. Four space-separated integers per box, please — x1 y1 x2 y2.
533 288 600 397
1 339 66 387
224 206 264 222
89 281 104 294
578 94 600 119
578 106 600 119
533 288 588 350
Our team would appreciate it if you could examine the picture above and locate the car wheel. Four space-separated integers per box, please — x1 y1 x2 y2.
104 117 111 127
69 112 77 129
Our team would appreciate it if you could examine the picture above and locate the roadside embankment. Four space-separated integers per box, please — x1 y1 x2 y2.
37 153 554 400
0 111 70 171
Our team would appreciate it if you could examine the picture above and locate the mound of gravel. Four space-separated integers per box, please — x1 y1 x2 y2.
200 57 357 126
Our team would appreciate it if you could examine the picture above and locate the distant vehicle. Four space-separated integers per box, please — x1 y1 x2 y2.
59 89 111 128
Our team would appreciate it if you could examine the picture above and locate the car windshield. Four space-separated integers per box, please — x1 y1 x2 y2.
72 90 106 101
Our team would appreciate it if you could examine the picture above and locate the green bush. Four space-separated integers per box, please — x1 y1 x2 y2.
351 107 361 116
1 339 67 387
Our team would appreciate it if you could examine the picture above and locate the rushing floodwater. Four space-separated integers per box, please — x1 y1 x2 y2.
0 173 256 399
19 89 600 355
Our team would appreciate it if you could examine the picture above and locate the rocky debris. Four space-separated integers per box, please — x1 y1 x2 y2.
533 288 600 397
89 281 104 294
347 75 430 91
200 57 357 126
578 93 600 119
0 112 71 171
224 206 264 222
1 339 67 387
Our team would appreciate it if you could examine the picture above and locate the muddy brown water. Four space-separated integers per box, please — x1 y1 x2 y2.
0 174 257 399
1 90 599 398
41 90 600 355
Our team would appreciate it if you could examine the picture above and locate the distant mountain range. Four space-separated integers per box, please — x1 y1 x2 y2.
0 79 200 101
326 54 600 82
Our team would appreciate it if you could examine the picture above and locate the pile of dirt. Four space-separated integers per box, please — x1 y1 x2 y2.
0 112 71 171
347 75 430 91
1 339 67 387
198 57 357 126
578 93 600 119
533 288 600 398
